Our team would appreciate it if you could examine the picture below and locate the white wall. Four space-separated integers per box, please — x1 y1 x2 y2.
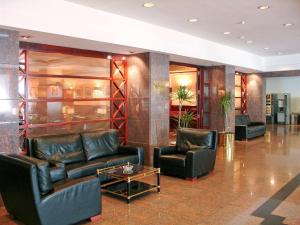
266 76 300 113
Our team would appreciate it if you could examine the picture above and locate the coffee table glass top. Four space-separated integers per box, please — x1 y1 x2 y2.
97 164 159 180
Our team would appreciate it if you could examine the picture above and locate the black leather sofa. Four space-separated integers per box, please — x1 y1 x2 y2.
235 114 266 140
154 128 218 179
28 129 144 182
0 154 101 225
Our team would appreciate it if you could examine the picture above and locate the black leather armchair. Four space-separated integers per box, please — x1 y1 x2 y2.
154 128 218 179
0 154 101 225
235 114 266 140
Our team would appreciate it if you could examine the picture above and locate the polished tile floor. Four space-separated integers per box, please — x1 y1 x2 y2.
1 125 300 225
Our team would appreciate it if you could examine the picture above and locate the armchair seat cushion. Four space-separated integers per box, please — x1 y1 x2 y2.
160 154 186 167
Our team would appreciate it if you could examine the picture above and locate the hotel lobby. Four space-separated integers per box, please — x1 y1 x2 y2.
0 0 300 225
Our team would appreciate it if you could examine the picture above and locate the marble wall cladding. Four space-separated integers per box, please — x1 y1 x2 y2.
0 30 19 65
0 28 19 154
247 74 265 122
225 66 236 132
0 67 18 99
127 53 150 145
208 66 225 132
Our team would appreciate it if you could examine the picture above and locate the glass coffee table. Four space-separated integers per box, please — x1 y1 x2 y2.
97 164 160 203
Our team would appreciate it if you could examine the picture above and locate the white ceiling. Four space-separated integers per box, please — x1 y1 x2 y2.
68 0 300 56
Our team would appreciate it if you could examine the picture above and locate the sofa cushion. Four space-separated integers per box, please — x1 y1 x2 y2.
236 115 251 126
160 154 186 167
66 154 139 179
10 154 53 195
66 159 107 179
176 128 212 153
81 130 119 161
32 134 85 164
247 125 265 134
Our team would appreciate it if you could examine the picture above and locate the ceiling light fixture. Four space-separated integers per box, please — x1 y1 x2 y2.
238 21 246 25
264 47 269 50
122 56 126 60
107 55 112 60
188 18 198 23
283 23 294 27
246 40 253 44
223 31 231 35
257 5 270 10
143 2 155 8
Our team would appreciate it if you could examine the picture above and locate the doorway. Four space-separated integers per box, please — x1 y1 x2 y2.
169 63 210 133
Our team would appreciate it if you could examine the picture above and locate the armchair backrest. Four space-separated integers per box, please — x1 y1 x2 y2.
235 114 251 126
0 154 42 225
176 128 217 153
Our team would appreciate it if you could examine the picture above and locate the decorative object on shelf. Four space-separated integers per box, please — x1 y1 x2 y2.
173 86 194 128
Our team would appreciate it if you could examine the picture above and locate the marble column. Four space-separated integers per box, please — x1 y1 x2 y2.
127 52 169 165
0 28 19 154
247 74 266 122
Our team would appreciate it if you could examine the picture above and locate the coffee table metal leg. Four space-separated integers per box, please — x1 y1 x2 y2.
127 180 131 204
157 171 160 193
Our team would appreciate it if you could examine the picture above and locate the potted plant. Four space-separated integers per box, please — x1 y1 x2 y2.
218 91 234 147
173 86 194 128
181 110 196 128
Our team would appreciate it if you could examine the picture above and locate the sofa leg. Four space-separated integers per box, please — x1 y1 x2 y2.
90 214 101 222
186 177 197 182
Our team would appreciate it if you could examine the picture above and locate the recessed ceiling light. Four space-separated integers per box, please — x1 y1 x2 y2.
238 21 246 25
239 35 245 39
20 35 31 40
122 56 126 60
223 31 231 35
283 23 294 27
143 2 155 8
188 18 198 23
263 47 269 50
258 5 270 10
246 40 253 44
107 55 112 60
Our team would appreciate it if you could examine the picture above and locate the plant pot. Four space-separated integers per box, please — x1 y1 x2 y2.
218 132 234 147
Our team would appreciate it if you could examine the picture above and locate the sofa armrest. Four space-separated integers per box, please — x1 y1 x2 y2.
40 176 101 225
235 125 247 140
186 148 211 178
249 121 265 126
153 146 177 168
118 146 144 165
